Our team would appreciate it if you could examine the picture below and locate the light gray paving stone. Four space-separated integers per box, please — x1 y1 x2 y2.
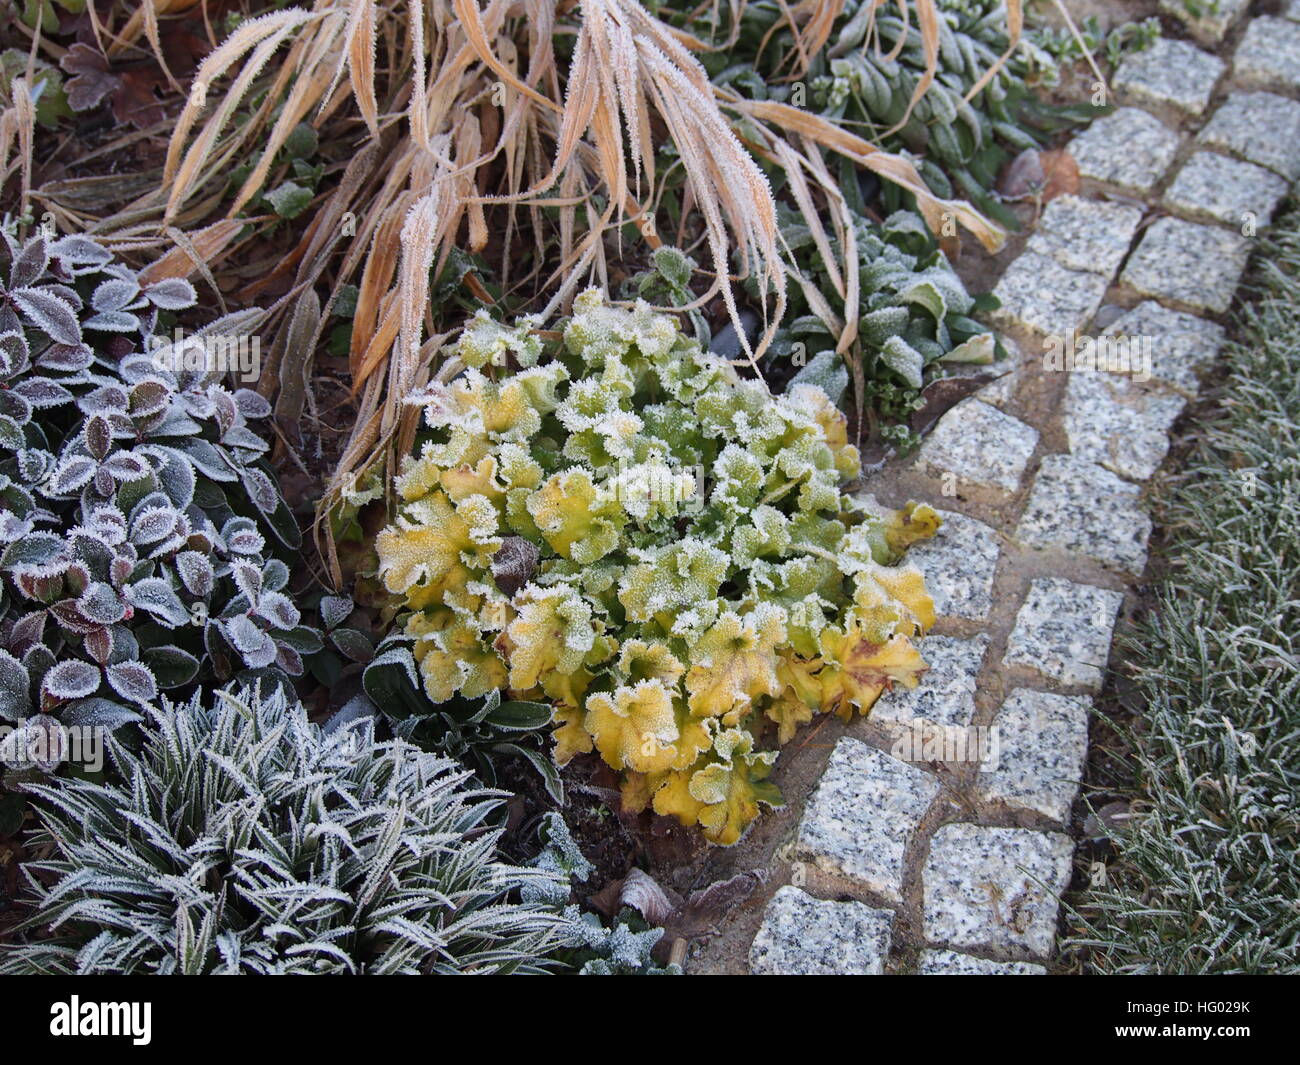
1003 577 1123 692
749 886 893 975
916 949 1047 975
975 363 1018 411
1163 151 1289 229
904 510 999 623
1026 195 1143 278
1159 0 1248 44
990 251 1109 340
1016 453 1152 574
967 333 1025 413
917 399 1039 495
1066 108 1180 195
792 738 940 904
922 824 1074 956
1198 93 1300 179
1102 300 1226 394
1061 371 1186 481
872 634 988 731
1112 37 1224 117
977 689 1091 823
1120 216 1249 314
1234 17 1300 92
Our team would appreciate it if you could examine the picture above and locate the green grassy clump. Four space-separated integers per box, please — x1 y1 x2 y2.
1067 208 1300 975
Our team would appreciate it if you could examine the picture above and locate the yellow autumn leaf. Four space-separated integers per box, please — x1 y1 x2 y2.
442 370 544 442
765 653 824 743
412 613 507 703
617 639 685 687
686 731 781 846
650 766 705 826
496 585 597 691
441 454 507 506
375 491 500 610
541 665 595 711
552 704 594 766
585 679 710 774
884 500 942 556
621 770 658 815
818 622 930 720
853 562 937 637
792 383 861 480
685 603 787 719
392 443 446 503
525 468 624 564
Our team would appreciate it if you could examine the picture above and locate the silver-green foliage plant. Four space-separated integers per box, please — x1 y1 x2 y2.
1 684 576 974
0 225 325 769
527 812 679 975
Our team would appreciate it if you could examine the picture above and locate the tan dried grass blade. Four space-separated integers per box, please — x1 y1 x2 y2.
138 219 245 284
738 97 1006 252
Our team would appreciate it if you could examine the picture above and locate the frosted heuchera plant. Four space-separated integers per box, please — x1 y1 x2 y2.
375 290 940 845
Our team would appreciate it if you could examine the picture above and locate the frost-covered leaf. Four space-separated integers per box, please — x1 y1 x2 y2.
175 550 215 596
257 590 299 631
233 389 271 420
0 715 64 774
49 234 112 270
143 278 196 311
61 697 144 730
42 659 101 703
141 645 200 689
11 287 81 346
123 577 190 627
329 627 373 663
83 414 112 460
320 595 353 631
1 531 66 568
0 330 30 377
12 376 71 409
223 615 277 668
221 518 265 556
879 335 925 390
34 341 94 372
105 661 158 705
78 582 127 625
173 439 236 482
0 648 31 721
0 413 24 449
102 451 152 483
240 468 279 514
43 454 97 496
261 558 289 592
230 560 262 606
91 278 140 313
130 505 180 546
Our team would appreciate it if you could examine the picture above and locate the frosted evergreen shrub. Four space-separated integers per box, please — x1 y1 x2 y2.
0 225 324 774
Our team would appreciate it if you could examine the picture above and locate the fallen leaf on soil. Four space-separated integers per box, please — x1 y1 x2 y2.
909 372 1000 436
998 148 1080 203
591 865 767 957
619 868 676 925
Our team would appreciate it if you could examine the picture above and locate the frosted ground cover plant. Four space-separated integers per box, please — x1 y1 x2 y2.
373 292 941 845
0 684 581 975
0 226 334 789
